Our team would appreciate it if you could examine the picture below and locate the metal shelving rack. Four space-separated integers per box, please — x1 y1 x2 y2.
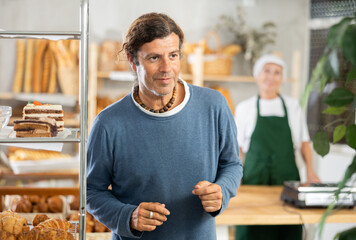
0 0 89 239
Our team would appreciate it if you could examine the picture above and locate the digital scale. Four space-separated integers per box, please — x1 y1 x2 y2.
281 181 356 208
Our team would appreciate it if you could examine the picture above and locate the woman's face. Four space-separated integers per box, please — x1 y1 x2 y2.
256 63 283 97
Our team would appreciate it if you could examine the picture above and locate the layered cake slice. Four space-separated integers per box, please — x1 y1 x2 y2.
14 118 58 137
23 101 64 131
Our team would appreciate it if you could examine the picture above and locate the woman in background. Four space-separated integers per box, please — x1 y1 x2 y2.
234 54 320 240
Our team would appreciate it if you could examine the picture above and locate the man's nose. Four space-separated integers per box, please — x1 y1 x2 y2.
159 57 171 72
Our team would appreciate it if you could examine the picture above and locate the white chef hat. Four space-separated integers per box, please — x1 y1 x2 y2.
253 54 287 82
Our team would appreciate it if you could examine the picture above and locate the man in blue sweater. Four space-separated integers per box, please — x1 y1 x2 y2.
87 12 243 240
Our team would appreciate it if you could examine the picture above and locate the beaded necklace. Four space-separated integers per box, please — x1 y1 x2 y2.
133 85 177 113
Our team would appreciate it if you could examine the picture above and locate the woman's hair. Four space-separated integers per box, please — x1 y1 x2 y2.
122 12 184 65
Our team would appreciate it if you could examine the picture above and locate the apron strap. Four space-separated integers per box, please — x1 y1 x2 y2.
279 95 289 120
257 95 261 117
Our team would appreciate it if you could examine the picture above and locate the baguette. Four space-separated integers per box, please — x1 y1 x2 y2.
47 50 57 94
33 40 48 93
24 39 35 93
13 39 26 93
41 47 52 92
50 41 78 95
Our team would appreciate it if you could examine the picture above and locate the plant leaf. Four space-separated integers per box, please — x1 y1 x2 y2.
333 125 347 143
322 106 347 115
313 131 330 157
346 67 356 85
337 226 356 240
323 88 355 107
345 125 356 150
328 49 339 77
301 55 329 107
327 17 352 48
336 155 356 196
341 25 356 66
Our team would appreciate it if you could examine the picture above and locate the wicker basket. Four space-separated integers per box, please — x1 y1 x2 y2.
188 31 233 76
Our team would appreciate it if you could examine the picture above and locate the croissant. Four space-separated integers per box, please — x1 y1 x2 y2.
18 228 74 240
35 219 72 231
0 229 17 240
0 215 29 236
0 211 15 219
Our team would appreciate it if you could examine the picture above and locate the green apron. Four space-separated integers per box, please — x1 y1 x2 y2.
235 95 302 240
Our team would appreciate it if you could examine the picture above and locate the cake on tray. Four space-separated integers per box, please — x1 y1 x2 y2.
23 101 64 131
13 118 58 137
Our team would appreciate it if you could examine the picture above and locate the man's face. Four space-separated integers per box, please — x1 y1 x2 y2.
130 33 181 98
256 63 283 95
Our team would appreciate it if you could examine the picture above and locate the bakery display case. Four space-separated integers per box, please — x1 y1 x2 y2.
0 0 89 239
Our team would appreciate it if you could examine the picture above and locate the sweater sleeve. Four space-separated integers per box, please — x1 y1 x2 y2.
213 96 243 216
86 116 142 238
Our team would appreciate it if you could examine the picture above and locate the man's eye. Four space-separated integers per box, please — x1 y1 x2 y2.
149 56 159 61
170 53 178 59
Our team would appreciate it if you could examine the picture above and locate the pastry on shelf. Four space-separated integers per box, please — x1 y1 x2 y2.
18 227 74 240
23 101 64 131
10 195 64 214
7 147 71 161
32 214 50 226
0 210 29 237
13 118 58 137
11 197 32 213
47 196 63 213
35 218 72 231
0 229 17 240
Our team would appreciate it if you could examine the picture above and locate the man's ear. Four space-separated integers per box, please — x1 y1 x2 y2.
127 54 137 72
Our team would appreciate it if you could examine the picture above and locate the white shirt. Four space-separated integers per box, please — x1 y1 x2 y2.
131 78 190 117
234 95 310 153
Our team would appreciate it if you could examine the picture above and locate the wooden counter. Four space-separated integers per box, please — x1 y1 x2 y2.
216 185 356 225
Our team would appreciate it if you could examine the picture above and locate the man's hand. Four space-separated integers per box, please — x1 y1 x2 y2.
192 181 223 213
130 202 170 232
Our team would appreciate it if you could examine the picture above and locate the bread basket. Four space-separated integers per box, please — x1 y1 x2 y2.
188 31 235 76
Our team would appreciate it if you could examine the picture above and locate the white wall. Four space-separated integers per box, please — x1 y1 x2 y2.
1 0 309 101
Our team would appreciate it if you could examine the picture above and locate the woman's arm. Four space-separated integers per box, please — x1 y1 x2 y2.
300 141 321 183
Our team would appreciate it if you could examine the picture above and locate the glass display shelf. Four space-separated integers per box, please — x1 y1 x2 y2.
0 127 80 143
0 31 81 40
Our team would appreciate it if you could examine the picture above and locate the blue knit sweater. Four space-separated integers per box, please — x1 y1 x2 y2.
87 84 243 240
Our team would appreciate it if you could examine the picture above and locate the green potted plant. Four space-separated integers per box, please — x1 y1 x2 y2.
302 12 356 239
216 6 276 72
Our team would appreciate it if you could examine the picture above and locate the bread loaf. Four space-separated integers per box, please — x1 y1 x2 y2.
13 39 26 93
69 196 79 211
47 196 63 213
11 197 32 213
32 202 49 213
94 218 109 232
32 214 50 227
